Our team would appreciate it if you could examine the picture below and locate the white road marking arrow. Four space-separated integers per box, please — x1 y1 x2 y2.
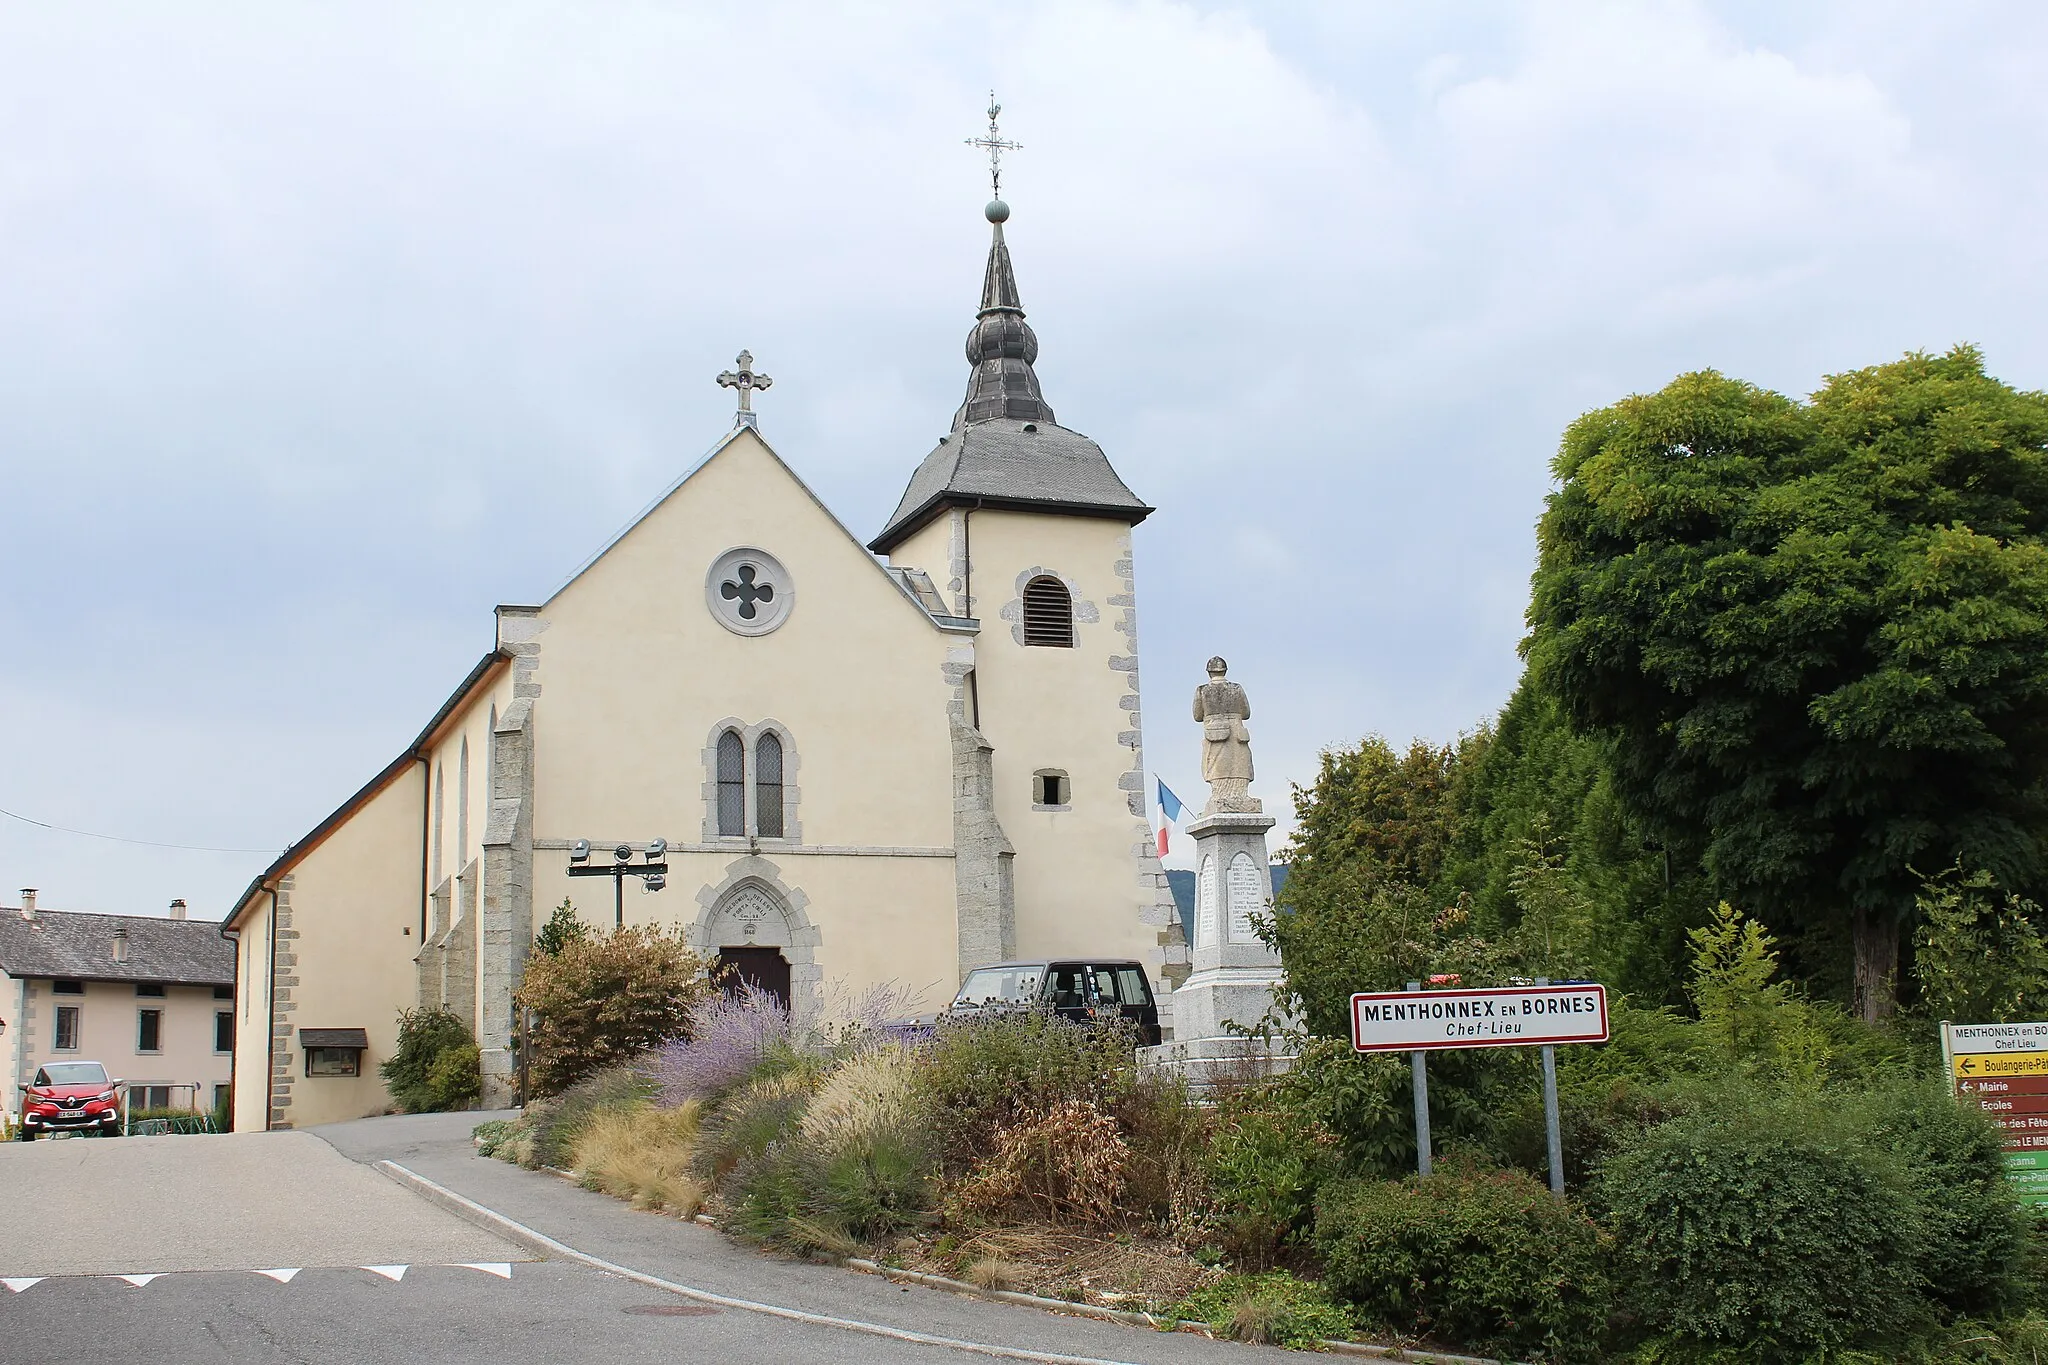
455 1263 512 1279
2 1279 42 1294
252 1269 300 1284
362 1265 408 1282
116 1275 160 1287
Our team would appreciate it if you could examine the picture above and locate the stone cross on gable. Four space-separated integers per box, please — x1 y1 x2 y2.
717 350 772 428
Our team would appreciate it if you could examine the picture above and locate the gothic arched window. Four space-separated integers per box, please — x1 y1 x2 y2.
1022 575 1075 648
716 730 746 837
755 731 785 839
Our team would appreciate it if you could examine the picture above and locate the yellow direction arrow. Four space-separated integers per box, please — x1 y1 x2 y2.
1953 1053 2048 1080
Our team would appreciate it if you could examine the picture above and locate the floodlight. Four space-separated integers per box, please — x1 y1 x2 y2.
569 840 590 863
645 873 667 892
614 844 633 864
646 838 667 861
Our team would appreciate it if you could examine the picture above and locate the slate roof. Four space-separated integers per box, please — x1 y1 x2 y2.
0 908 235 986
869 216 1152 554
872 418 1153 553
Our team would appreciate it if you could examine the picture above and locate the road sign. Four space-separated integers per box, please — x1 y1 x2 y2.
1959 1075 2048 1097
1946 1022 2048 1054
1943 1022 2048 1206
1350 984 1609 1053
1953 1053 2048 1080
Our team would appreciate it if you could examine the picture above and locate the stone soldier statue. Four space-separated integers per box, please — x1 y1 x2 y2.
1193 656 1258 813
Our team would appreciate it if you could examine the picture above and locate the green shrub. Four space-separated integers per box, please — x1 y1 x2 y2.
1110 1072 1205 1225
1172 1271 1354 1349
1598 1096 1921 1361
514 923 709 1098
424 1042 481 1112
1315 1164 1610 1363
1198 1091 1337 1268
1850 1076 2029 1322
381 1007 479 1113
532 897 591 958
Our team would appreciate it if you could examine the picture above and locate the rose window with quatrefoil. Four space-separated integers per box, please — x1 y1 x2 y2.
704 547 794 636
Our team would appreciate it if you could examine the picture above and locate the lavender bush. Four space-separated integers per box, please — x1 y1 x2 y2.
648 979 927 1109
648 984 790 1106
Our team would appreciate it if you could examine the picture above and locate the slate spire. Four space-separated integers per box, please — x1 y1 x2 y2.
956 203 1055 428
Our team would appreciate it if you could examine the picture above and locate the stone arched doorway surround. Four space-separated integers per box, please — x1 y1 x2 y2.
689 856 822 1023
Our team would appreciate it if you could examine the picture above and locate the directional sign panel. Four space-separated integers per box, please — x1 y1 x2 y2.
1350 984 1609 1053
1946 1023 2048 1206
1953 1053 2048 1080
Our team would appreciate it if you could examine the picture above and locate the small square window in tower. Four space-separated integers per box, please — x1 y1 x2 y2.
1022 576 1075 647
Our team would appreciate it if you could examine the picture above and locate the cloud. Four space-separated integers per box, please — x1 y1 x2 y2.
2 0 2044 911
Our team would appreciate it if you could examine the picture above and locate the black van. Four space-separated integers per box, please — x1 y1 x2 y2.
946 959 1162 1047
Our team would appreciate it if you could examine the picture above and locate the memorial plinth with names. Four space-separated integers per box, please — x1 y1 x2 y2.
1138 658 1295 1089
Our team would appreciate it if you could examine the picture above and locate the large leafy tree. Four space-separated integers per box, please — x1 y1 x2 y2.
1527 347 2048 1018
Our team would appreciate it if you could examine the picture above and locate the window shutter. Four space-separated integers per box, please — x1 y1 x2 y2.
1021 576 1075 647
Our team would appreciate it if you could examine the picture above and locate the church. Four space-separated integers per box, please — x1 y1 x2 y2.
223 194 1187 1130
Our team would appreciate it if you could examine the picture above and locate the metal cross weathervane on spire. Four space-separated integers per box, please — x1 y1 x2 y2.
966 92 1021 201
716 350 772 429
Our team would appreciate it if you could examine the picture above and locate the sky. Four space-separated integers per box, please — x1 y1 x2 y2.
4 2 2046 918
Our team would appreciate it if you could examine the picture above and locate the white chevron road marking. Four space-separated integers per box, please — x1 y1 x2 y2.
252 1269 301 1283
114 1274 160 1287
457 1263 513 1279
2 1279 42 1294
361 1265 408 1282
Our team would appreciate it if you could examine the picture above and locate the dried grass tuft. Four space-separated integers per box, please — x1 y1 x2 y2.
570 1099 705 1216
964 1258 1028 1293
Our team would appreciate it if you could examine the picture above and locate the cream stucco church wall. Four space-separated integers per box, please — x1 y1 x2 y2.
225 194 1185 1126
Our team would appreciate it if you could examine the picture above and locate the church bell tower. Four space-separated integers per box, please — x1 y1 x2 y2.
871 107 1183 990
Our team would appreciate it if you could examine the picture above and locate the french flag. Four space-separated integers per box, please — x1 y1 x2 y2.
1155 779 1187 857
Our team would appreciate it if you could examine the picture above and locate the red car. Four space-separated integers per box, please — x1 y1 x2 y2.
17 1061 121 1139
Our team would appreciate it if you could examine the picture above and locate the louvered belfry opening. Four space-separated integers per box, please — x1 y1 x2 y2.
716 730 746 836
1022 576 1075 647
755 732 785 839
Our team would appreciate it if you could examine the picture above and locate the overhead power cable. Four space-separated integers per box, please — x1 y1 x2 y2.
0 805 279 856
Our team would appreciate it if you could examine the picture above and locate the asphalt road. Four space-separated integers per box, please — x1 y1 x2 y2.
0 1113 1307 1365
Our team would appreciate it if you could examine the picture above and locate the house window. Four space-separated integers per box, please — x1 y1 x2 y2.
215 1011 235 1054
1033 771 1070 808
716 730 746 836
54 1006 80 1051
756 731 785 839
137 982 166 997
52 979 84 995
138 1008 163 1053
213 985 233 1000
213 1083 231 1112
132 1085 175 1111
305 1048 361 1078
1022 576 1075 647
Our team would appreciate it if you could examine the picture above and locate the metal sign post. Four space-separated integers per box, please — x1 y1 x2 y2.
1537 978 1565 1199
1407 980 1432 1177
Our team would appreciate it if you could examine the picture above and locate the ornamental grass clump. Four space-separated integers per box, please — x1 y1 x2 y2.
913 1010 1137 1171
570 1099 705 1216
720 1046 935 1254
